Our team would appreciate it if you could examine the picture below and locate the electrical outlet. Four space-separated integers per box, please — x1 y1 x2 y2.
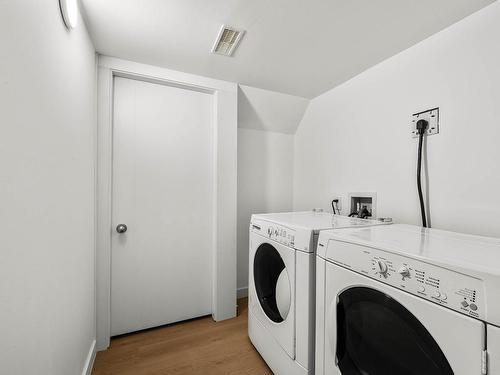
411 108 439 138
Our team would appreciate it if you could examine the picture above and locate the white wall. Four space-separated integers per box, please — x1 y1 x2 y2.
0 1 96 374
237 129 294 295
294 2 500 238
238 85 309 134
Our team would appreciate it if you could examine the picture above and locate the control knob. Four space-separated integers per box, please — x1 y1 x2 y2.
398 266 411 279
377 260 389 277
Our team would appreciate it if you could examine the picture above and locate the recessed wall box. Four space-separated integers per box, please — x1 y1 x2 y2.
348 192 377 219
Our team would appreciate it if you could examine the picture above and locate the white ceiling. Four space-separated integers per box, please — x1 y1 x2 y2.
82 0 495 98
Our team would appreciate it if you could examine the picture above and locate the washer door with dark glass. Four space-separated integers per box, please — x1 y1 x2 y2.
324 262 485 375
336 287 453 375
249 233 296 358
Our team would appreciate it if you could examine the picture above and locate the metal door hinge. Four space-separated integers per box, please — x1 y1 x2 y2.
482 350 488 375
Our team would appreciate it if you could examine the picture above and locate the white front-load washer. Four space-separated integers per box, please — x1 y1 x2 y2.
248 211 390 375
315 224 500 375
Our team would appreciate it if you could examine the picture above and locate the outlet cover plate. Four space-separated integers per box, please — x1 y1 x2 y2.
411 108 439 138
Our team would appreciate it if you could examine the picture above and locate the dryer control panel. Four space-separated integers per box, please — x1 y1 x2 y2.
250 220 296 248
325 240 485 321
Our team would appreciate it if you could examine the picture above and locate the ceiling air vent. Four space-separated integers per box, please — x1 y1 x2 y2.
211 25 245 56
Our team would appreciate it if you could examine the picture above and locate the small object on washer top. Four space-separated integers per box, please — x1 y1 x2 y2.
378 217 393 223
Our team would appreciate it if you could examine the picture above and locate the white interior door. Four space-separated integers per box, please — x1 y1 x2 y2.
111 77 214 336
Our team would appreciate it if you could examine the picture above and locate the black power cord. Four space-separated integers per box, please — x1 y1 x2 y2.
359 206 371 219
416 119 429 227
331 199 339 214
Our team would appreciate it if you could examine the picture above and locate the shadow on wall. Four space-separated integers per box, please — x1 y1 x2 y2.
238 86 265 131
237 85 309 134
236 128 294 297
423 136 432 228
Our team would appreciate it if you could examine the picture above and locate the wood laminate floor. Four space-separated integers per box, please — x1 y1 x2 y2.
92 298 273 375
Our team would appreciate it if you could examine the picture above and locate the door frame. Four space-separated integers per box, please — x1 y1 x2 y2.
96 56 238 350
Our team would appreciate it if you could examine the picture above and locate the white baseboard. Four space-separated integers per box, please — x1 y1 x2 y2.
82 339 96 375
237 286 248 299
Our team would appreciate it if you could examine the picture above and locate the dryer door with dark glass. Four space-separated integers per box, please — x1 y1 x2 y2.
249 232 296 358
337 287 454 375
324 262 486 375
253 242 292 323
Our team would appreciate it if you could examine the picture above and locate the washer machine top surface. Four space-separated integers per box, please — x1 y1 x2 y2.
318 223 500 326
251 211 388 253
252 211 383 232
320 223 500 275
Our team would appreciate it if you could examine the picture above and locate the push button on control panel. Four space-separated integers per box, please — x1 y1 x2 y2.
461 300 469 308
264 224 295 247
470 303 478 311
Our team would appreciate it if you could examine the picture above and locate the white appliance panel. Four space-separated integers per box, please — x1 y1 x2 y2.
323 262 486 375
322 239 485 320
315 256 327 375
490 324 500 375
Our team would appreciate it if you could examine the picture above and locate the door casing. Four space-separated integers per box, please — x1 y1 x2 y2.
96 56 238 350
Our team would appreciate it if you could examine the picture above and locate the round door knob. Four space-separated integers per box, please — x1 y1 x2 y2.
116 224 128 234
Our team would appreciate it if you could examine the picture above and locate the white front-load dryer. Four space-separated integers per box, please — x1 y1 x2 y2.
248 211 390 375
491 325 500 375
315 224 500 375
249 231 296 358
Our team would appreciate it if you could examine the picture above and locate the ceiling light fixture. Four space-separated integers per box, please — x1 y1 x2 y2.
59 0 79 29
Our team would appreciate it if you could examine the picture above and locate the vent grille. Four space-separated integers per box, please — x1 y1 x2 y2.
211 25 245 56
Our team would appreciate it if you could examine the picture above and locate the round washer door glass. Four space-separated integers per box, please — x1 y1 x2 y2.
336 287 454 375
253 243 291 323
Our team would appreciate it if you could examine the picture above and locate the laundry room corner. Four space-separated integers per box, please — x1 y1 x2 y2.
236 85 309 298
293 1 500 239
